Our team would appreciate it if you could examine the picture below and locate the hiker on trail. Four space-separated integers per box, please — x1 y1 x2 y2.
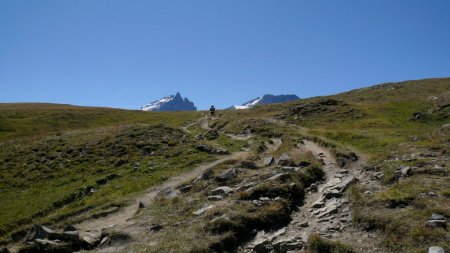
210 105 216 117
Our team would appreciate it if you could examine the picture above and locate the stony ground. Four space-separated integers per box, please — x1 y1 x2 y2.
239 140 386 253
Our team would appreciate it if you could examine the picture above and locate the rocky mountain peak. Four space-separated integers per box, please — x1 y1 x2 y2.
141 92 197 111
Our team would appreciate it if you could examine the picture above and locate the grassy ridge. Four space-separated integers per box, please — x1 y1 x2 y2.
0 103 200 141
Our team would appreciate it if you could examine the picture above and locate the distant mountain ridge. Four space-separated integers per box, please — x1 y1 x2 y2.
141 92 197 111
231 94 300 110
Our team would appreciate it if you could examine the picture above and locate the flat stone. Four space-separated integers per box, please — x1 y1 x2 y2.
35 239 61 245
211 186 234 196
236 182 257 191
193 205 215 216
425 220 447 228
267 173 290 182
207 195 224 201
431 213 446 221
80 230 102 245
428 246 445 253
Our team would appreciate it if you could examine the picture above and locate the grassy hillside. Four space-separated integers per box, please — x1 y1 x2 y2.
0 78 449 252
0 103 200 141
217 77 450 252
0 105 247 242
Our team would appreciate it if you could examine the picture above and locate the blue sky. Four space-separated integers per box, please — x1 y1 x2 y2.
1 1 450 110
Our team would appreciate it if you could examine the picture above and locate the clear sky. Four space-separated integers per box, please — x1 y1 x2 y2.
1 1 450 110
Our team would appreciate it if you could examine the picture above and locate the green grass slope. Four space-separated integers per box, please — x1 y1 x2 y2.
218 77 450 252
0 105 247 242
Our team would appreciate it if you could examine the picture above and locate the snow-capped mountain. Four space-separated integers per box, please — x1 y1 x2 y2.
230 94 300 110
141 92 197 111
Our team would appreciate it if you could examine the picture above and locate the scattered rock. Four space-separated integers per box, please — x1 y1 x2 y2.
279 166 300 172
178 184 193 193
199 169 214 180
395 166 411 180
262 156 275 167
312 198 326 208
149 224 163 233
207 195 224 201
211 186 234 196
193 205 215 216
63 225 77 232
307 183 318 192
299 222 309 228
236 182 257 191
80 230 102 246
272 237 303 253
155 187 179 200
372 172 384 180
253 237 273 253
242 160 258 169
26 225 55 241
195 144 229 154
278 153 295 167
426 213 447 228
267 173 291 182
431 213 446 221
428 246 445 253
215 168 238 182
204 129 219 140
324 189 342 199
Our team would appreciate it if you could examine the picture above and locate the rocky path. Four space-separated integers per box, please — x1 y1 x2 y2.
73 117 252 251
241 140 384 253
76 151 249 235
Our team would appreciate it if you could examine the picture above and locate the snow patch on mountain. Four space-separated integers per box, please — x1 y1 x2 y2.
233 97 262 110
231 94 300 110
